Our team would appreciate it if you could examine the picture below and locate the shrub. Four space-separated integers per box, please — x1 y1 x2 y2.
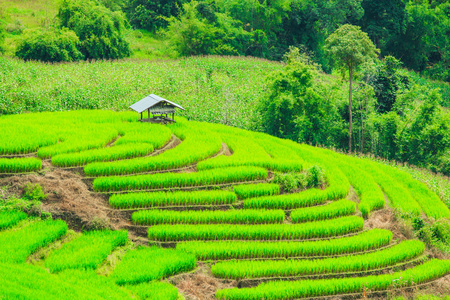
16 28 83 62
58 0 131 60
23 184 47 202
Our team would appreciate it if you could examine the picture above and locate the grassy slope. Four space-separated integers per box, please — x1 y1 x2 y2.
0 56 282 130
0 0 173 60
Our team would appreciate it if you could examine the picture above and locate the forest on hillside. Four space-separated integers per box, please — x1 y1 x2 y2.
0 0 449 175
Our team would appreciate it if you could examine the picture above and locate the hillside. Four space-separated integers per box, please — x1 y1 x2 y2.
1 110 450 299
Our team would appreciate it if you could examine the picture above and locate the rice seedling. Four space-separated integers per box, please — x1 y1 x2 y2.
148 215 364 242
125 281 179 300
0 219 68 263
352 157 422 216
176 229 392 260
37 125 119 159
109 190 237 209
0 157 42 173
216 259 450 300
197 131 303 172
377 163 450 220
132 209 285 225
333 158 385 218
93 166 268 192
85 120 222 176
51 143 154 167
45 230 128 272
244 189 328 210
234 183 280 199
114 122 172 149
211 240 424 279
0 263 134 300
290 199 356 223
111 247 196 285
0 211 27 230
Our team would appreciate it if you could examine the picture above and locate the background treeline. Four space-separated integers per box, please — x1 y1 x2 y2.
0 0 449 175
1 0 450 83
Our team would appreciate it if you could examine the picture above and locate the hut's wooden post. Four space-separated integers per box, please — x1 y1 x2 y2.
148 109 150 119
140 112 142 120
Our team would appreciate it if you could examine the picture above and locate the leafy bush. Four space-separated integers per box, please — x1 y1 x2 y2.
58 0 131 60
15 28 83 62
273 165 324 192
23 183 47 202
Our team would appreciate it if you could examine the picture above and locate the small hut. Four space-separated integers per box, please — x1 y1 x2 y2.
129 94 185 123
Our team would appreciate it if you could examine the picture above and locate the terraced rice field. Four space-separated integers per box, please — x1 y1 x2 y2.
0 110 449 299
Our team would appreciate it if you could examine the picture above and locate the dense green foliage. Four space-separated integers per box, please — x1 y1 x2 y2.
15 28 82 62
58 0 131 60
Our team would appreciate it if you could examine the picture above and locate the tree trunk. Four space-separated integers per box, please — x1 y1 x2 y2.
349 67 353 153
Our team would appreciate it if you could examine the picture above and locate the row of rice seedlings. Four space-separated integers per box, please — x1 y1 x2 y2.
0 110 135 155
355 158 422 216
51 143 154 167
37 125 119 159
0 211 27 230
132 209 285 225
148 216 364 242
0 157 42 173
197 132 303 172
244 189 328 210
211 240 424 279
93 166 268 192
234 183 280 200
44 230 128 272
216 259 450 300
109 190 237 209
0 219 68 263
251 131 304 161
334 158 385 218
176 229 392 260
290 199 356 223
377 163 450 220
294 145 350 195
114 122 172 149
0 263 134 299
84 120 223 176
111 247 196 285
126 281 179 300
0 124 59 155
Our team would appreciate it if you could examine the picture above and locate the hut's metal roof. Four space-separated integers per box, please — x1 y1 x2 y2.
129 94 185 113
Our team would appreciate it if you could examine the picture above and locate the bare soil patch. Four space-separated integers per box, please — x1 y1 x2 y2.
171 262 237 300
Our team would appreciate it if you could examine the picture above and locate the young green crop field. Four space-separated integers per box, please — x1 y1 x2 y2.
0 110 450 299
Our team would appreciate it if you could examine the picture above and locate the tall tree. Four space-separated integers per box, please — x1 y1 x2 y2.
325 24 378 152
